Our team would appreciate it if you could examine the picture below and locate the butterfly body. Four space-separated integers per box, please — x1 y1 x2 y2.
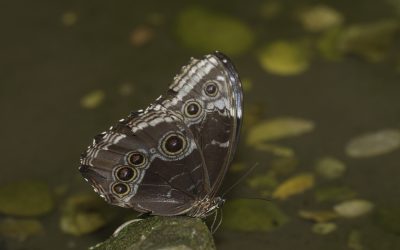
79 52 242 218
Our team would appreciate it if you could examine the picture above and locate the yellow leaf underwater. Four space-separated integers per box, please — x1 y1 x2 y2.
273 173 315 200
258 40 311 75
299 210 339 222
80 90 105 109
247 117 315 145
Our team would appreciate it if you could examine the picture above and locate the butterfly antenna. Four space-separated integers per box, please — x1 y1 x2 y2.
210 209 218 233
221 162 259 198
211 208 223 234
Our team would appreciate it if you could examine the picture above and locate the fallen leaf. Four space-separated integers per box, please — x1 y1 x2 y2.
0 180 53 216
298 5 344 32
334 199 374 218
348 230 364 250
247 171 278 189
223 200 289 232
315 157 346 179
130 26 154 47
80 90 105 109
338 20 399 62
312 222 337 235
345 129 400 158
176 7 254 56
299 210 339 222
273 173 315 200
61 11 78 27
247 117 315 145
258 40 312 75
315 186 357 203
253 143 295 157
0 218 44 241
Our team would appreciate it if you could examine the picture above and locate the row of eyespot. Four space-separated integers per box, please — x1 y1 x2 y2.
111 82 219 196
111 132 188 196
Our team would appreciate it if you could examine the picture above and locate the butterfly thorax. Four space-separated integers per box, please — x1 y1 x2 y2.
186 196 225 218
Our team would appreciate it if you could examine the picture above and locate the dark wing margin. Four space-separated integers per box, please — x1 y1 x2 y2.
208 51 243 196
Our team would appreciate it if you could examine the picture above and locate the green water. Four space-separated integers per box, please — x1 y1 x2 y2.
1 0 400 249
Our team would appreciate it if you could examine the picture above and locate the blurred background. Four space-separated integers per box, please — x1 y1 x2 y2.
1 0 400 249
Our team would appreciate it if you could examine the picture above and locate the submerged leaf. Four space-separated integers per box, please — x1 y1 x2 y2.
130 26 154 47
61 11 78 27
386 0 400 15
375 206 400 235
317 27 344 61
0 218 44 241
229 162 246 173
247 117 315 145
338 20 399 62
253 143 295 157
270 157 299 177
334 199 374 218
176 7 254 55
299 210 339 222
60 194 116 236
259 1 282 19
80 90 105 109
223 200 289 232
315 157 346 179
273 173 315 200
345 129 400 158
258 40 311 75
118 82 135 96
0 180 53 216
348 230 364 250
312 222 337 235
298 5 344 32
247 171 278 189
315 186 357 203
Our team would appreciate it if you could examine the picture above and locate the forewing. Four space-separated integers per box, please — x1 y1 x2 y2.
158 52 243 196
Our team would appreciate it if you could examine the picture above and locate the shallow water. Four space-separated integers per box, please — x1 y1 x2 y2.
1 0 400 249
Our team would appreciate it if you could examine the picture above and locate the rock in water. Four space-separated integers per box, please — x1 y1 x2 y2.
90 216 215 250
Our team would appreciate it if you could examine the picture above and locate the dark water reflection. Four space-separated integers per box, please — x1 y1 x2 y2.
0 0 399 249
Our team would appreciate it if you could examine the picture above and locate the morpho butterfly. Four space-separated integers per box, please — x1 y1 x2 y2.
79 51 243 218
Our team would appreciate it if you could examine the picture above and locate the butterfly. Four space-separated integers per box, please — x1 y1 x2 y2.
79 51 243 218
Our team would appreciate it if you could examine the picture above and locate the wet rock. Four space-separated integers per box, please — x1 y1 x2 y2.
90 216 215 250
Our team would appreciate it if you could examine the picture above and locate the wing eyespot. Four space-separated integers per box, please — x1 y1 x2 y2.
115 166 138 182
204 81 219 97
112 183 130 197
127 152 147 168
160 132 188 157
184 100 202 118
